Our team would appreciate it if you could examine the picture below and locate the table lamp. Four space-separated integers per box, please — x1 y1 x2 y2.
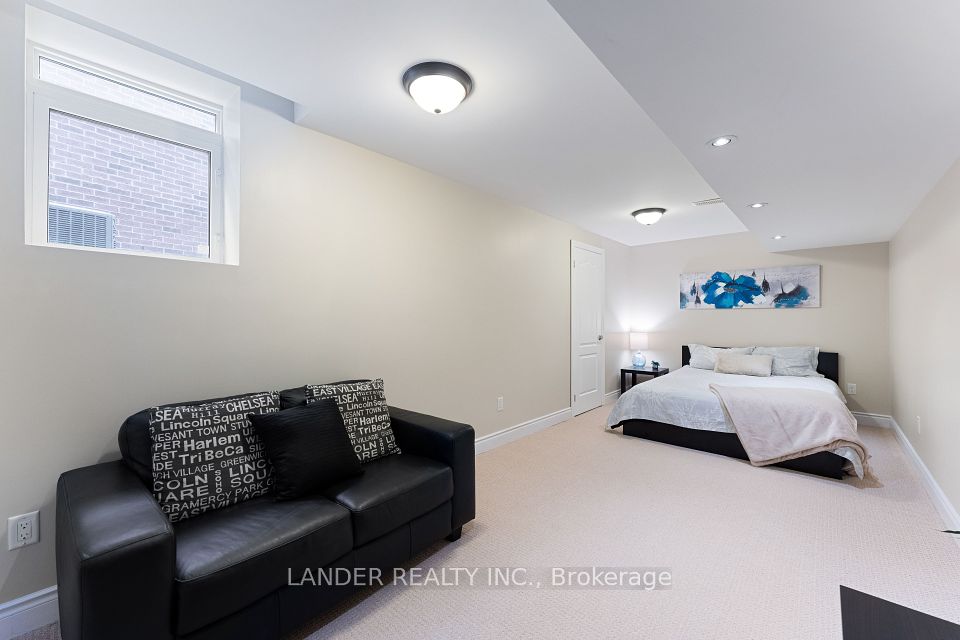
630 332 649 368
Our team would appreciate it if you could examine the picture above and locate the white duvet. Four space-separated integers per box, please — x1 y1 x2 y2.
607 366 864 477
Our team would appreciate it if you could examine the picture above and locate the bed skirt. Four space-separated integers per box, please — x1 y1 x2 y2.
615 419 848 480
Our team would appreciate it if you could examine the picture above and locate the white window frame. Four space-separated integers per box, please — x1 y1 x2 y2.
25 44 230 263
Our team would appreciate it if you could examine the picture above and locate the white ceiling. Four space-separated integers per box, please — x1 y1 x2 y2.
38 0 960 251
39 0 746 247
549 0 960 251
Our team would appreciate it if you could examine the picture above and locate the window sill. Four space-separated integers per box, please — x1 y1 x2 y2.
25 240 237 266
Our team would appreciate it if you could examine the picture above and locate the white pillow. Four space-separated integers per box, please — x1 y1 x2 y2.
714 352 774 377
752 346 821 377
687 345 755 370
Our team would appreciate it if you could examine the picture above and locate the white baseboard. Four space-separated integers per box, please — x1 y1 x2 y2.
603 390 620 406
0 586 57 640
851 411 894 429
475 407 572 454
854 411 960 546
888 417 960 542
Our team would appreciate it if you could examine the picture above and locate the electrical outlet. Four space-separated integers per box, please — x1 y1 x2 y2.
846 383 857 395
916 415 921 435
7 511 39 550
496 396 504 412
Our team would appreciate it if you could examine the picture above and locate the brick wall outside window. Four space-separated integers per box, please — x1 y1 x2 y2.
47 110 211 258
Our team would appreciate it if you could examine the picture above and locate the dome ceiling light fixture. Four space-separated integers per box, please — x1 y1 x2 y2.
632 207 667 225
402 61 473 115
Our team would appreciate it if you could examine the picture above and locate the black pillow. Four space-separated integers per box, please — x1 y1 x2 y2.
249 400 362 500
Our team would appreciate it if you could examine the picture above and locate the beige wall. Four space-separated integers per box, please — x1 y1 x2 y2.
0 0 903 606
0 1 630 601
890 158 960 515
605 233 891 415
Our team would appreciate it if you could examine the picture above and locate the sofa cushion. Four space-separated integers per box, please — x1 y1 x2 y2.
173 495 352 635
324 454 453 546
249 400 363 500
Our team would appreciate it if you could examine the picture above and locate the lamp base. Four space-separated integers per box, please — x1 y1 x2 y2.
632 352 646 368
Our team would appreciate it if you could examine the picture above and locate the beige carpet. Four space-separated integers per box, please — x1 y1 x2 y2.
18 406 960 639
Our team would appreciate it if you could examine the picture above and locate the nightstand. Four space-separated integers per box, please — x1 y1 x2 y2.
620 366 670 394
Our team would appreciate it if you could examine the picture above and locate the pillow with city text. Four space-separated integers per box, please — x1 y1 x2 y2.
148 391 280 522
305 378 399 462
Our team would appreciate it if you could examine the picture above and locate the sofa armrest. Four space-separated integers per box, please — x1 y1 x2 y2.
389 407 475 531
57 461 175 640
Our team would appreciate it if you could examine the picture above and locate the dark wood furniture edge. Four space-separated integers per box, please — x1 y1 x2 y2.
618 418 847 479
620 367 670 395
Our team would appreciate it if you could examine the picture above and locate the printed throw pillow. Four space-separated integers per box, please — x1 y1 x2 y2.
305 378 400 462
149 391 280 522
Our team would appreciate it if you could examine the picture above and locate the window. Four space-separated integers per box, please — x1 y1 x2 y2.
47 111 212 258
26 46 229 262
39 57 218 132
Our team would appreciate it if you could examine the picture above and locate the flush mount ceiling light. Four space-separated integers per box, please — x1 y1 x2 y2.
750 202 767 208
402 61 473 115
632 207 667 225
707 135 737 147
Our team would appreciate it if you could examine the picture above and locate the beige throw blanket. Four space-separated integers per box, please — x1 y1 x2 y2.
709 384 869 476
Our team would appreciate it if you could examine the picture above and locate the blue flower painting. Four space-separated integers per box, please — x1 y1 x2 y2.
702 272 763 309
679 265 820 310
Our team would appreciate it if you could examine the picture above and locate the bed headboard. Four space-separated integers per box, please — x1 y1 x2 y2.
680 345 839 385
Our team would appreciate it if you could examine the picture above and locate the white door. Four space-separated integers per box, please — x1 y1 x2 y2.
571 241 604 416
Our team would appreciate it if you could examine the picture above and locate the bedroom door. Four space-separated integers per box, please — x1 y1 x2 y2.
571 241 605 416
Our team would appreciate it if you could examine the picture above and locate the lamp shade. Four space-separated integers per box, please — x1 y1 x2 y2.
632 208 665 225
629 332 649 350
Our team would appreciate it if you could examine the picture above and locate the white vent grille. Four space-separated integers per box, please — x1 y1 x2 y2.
47 205 116 249
692 197 724 206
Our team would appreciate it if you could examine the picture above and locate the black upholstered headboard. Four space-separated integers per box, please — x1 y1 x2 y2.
680 345 839 385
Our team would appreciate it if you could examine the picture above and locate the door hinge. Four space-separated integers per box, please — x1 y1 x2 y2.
573 394 577 401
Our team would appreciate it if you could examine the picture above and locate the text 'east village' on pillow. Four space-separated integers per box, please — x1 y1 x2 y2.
305 378 400 462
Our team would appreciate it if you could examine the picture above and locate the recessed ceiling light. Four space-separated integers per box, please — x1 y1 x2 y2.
402 61 473 114
708 135 737 147
750 202 767 208
632 207 667 225
773 235 785 240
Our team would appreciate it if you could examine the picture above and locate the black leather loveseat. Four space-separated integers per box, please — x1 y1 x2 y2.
55 384 475 640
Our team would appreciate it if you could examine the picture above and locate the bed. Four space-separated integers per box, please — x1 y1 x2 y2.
607 346 853 479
